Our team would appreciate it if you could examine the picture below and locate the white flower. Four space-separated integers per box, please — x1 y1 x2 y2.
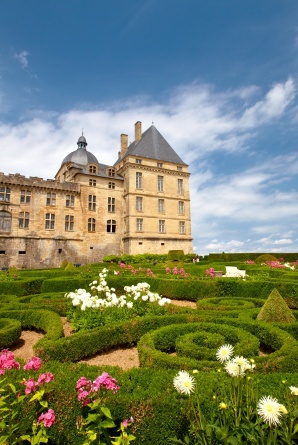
233 356 250 370
225 360 245 377
289 386 298 395
173 371 195 395
216 344 234 363
257 396 283 426
126 302 133 309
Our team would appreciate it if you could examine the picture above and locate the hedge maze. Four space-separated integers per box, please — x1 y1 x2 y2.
0 262 298 444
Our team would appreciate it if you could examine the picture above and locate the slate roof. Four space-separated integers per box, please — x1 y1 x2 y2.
115 125 186 165
62 148 99 166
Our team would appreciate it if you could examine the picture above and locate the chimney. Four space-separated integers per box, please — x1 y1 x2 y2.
120 133 128 156
135 121 142 143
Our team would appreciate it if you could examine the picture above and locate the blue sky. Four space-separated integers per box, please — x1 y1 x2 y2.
1 0 298 256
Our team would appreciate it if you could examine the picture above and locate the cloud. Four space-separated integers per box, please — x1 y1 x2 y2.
14 50 30 69
0 78 297 255
240 78 296 127
205 240 245 250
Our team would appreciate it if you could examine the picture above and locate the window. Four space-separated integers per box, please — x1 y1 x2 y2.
178 201 185 215
88 195 96 211
66 194 75 207
157 162 163 168
107 219 116 233
65 215 74 231
159 220 165 233
0 187 10 202
88 218 96 232
89 179 96 187
179 221 185 234
108 197 115 213
136 159 142 164
46 192 56 206
108 168 115 177
158 198 165 213
19 212 29 229
136 172 142 189
20 190 31 203
158 175 164 192
89 165 97 174
136 218 143 232
178 179 183 194
0 211 11 232
177 166 182 171
108 182 115 189
45 213 55 230
136 196 143 211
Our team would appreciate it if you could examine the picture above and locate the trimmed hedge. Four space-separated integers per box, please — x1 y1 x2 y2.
0 318 21 348
137 317 298 373
0 309 64 347
0 278 44 296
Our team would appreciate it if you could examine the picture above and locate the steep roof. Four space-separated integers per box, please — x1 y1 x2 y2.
116 125 186 165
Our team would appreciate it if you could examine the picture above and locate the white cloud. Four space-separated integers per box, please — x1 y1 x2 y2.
273 239 293 245
14 50 30 69
0 78 297 256
240 78 296 127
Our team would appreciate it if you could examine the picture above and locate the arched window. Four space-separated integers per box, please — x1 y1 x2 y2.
0 211 12 232
107 219 116 233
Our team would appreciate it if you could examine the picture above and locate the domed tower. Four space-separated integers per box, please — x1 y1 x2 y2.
55 133 100 182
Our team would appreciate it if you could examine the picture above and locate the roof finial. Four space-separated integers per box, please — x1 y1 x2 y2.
152 121 154 126
82 128 84 136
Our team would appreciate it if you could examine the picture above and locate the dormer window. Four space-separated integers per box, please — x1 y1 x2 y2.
89 165 97 174
136 159 142 164
107 168 115 177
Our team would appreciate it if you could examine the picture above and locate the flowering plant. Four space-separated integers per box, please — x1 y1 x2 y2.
172 344 298 444
205 267 215 278
65 268 171 331
76 371 135 444
0 349 55 444
165 267 189 279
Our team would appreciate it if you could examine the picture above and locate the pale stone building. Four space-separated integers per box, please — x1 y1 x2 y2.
0 122 192 268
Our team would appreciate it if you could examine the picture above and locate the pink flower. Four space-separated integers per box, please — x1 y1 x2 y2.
0 349 20 373
120 262 126 269
37 409 55 428
206 267 215 277
22 378 37 394
122 416 134 427
165 267 170 274
93 372 120 394
23 356 42 371
37 372 54 385
76 376 90 389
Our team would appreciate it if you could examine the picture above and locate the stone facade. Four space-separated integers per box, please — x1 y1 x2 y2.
0 122 193 268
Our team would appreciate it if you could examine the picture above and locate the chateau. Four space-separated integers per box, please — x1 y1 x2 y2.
0 121 193 268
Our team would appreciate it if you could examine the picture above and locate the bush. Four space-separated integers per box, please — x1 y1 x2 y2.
257 288 296 323
255 254 278 263
0 318 21 348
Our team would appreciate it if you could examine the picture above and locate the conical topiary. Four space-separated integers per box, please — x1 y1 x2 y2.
257 288 296 323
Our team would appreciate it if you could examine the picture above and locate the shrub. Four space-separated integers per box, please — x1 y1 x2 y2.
255 254 278 263
167 250 184 262
257 288 296 323
60 259 68 269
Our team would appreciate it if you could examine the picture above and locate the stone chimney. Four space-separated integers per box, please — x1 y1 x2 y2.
135 121 142 143
120 133 128 156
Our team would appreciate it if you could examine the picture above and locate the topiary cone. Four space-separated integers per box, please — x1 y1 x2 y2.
257 288 296 323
